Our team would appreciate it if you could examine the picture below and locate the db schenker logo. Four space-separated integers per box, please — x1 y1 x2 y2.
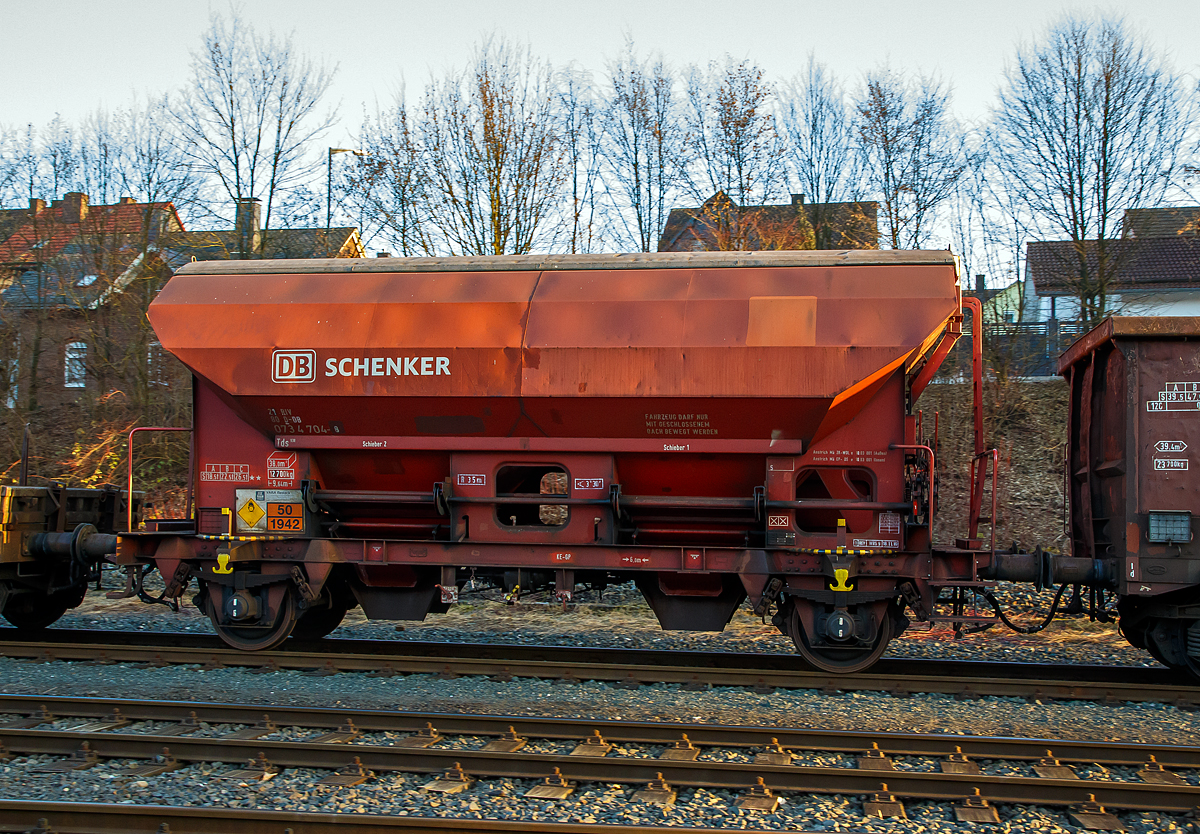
272 350 316 383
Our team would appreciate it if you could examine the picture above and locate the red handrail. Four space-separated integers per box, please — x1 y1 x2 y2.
126 426 193 533
970 448 1001 558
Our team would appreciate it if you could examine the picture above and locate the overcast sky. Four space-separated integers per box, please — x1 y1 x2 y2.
3 0 1199 145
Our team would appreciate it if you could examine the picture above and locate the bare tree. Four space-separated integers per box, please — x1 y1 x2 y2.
555 64 605 253
779 55 868 248
351 97 433 255
676 58 789 251
683 57 786 207
601 43 683 252
176 11 336 255
0 102 194 492
75 110 124 206
0 128 17 206
856 67 972 249
87 96 197 416
6 118 80 203
992 15 1194 323
10 126 42 202
944 148 993 288
42 117 78 198
418 39 565 255
121 98 201 215
2 120 81 414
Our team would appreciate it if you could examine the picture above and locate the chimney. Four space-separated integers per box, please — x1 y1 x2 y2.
975 274 986 296
59 192 89 223
28 198 45 215
235 198 262 255
119 196 135 205
791 194 806 207
376 251 392 258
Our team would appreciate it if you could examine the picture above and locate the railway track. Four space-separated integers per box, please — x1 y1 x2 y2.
0 627 1187 705
0 694 1197 816
1 802 792 834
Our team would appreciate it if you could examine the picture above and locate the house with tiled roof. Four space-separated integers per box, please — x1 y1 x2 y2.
0 195 183 310
1125 207 1200 239
0 193 186 413
1024 207 1200 323
164 198 363 265
657 192 878 252
0 193 363 415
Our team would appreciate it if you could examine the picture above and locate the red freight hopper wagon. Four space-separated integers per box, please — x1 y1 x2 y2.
125 251 983 669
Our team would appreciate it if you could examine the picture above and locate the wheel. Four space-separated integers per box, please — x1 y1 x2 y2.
206 586 299 651
1143 617 1200 679
785 599 894 674
1 583 86 630
1118 613 1148 650
1145 639 1174 669
291 602 349 641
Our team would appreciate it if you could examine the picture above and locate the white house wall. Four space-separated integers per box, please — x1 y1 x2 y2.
1027 289 1200 320
1118 291 1200 316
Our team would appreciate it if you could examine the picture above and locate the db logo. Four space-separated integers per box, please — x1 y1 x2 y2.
272 350 316 383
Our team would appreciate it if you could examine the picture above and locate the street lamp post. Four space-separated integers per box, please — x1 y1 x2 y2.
327 147 368 231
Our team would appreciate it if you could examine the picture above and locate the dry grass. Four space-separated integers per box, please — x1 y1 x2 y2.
917 379 1069 553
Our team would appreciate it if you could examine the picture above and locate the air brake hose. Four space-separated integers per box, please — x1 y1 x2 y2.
983 582 1069 634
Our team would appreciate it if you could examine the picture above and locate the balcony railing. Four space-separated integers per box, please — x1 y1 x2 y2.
946 319 1088 379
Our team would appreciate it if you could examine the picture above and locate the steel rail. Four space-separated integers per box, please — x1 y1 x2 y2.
0 800 791 834
2 627 1163 681
2 694 1199 768
1 725 1197 812
0 631 1187 705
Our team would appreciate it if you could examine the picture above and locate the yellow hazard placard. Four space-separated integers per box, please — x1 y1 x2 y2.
237 497 265 529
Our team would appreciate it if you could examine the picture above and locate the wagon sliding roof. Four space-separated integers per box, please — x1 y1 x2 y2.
154 249 962 450
1058 316 1200 374
175 249 959 275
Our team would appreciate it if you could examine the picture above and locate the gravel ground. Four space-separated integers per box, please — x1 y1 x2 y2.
11 753 1194 833
1 577 1188 832
0 654 1197 832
